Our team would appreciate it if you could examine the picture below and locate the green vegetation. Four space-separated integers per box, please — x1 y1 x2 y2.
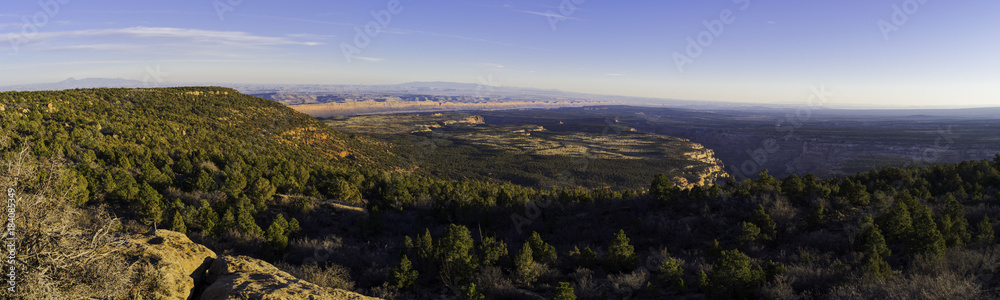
391 255 419 291
5 88 1000 299
656 255 685 291
710 249 764 299
605 230 639 273
552 282 577 300
322 112 726 190
514 243 538 284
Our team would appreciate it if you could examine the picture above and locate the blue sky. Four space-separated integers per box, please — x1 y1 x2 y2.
1 0 998 108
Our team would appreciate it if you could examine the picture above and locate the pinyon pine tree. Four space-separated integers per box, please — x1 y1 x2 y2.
606 229 639 273
515 243 538 284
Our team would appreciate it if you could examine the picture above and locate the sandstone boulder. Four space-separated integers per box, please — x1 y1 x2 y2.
124 229 217 300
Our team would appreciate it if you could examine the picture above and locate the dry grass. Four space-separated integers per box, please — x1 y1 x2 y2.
4 146 138 299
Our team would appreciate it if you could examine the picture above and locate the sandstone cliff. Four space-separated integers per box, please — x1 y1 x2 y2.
677 145 729 188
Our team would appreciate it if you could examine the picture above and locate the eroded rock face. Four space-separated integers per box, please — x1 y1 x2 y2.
200 255 380 300
124 229 217 300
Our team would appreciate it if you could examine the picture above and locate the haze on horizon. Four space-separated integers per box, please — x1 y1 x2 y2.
1 0 998 108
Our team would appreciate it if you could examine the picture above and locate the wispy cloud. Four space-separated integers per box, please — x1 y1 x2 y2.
514 10 583 21
44 44 147 52
22 27 321 46
605 73 625 76
351 56 384 62
478 63 505 69
6 27 321 55
0 23 21 30
286 33 336 40
231 13 355 27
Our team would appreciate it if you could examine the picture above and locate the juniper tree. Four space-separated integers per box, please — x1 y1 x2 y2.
880 200 912 242
738 222 761 246
112 170 140 202
287 217 301 236
750 205 776 240
807 204 825 228
527 231 557 264
478 236 508 266
606 229 639 273
266 214 289 250
694 269 709 291
841 179 871 206
416 228 435 261
941 194 971 247
515 243 538 284
138 181 164 225
218 208 236 234
552 282 577 300
657 256 685 291
248 177 275 212
568 245 598 269
391 255 419 291
709 249 764 299
651 174 676 203
856 216 893 279
438 224 477 287
462 283 485 300
863 252 892 280
976 214 995 245
222 165 247 198
235 204 263 237
192 169 214 192
856 216 891 259
909 203 946 259
171 213 187 234
781 174 806 202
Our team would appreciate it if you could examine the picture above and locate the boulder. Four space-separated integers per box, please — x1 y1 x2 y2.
200 255 379 300
124 229 217 300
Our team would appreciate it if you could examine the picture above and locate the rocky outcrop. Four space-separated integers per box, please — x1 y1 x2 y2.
442 115 485 125
680 146 729 188
124 230 379 300
124 229 217 300
200 255 379 300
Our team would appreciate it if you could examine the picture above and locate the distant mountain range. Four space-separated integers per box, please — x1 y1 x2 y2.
0 78 729 109
3 78 998 119
0 77 162 91
0 78 556 94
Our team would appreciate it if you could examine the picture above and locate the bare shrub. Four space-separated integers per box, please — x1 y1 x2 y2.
569 267 600 299
782 262 843 296
196 228 264 256
5 146 135 299
283 235 345 264
275 261 355 291
197 160 219 172
768 194 799 228
474 266 515 296
827 272 980 300
127 260 166 299
368 282 400 300
759 274 806 300
605 269 648 298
